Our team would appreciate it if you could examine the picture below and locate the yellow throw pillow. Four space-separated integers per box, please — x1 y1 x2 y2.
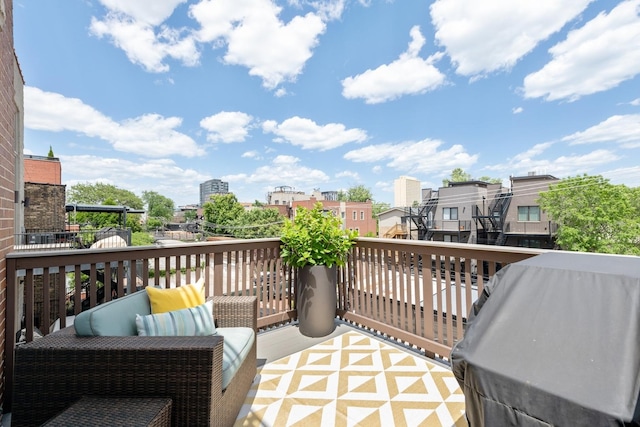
146 277 206 314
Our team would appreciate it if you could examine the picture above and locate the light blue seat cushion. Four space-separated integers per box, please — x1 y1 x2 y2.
74 291 151 336
216 327 255 389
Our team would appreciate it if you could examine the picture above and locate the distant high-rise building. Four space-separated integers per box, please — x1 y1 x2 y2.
200 179 229 206
394 176 421 207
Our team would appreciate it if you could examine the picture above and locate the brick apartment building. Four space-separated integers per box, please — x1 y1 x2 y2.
23 155 66 234
1 0 24 415
292 198 377 237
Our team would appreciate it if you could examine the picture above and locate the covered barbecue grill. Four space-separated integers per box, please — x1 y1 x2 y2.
451 251 640 426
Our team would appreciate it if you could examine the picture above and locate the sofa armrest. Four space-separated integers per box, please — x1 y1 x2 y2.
12 334 224 427
212 296 257 330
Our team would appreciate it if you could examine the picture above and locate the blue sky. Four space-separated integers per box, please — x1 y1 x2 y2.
13 0 640 207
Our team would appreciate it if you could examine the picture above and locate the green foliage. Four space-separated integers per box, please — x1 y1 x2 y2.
346 185 373 202
203 193 245 235
131 231 155 246
146 217 163 230
142 190 175 222
47 145 54 158
183 210 197 222
337 185 373 202
67 183 144 230
442 168 502 186
477 175 503 184
443 168 471 186
372 201 391 217
231 207 284 238
280 203 358 268
68 182 144 208
538 174 640 255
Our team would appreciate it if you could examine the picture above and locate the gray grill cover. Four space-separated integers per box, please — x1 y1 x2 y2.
451 252 640 426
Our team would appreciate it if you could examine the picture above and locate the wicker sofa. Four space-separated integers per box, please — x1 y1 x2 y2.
12 294 258 427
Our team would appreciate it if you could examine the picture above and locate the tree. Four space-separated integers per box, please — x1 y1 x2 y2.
67 182 144 231
202 193 245 235
442 168 501 186
183 209 197 222
231 207 284 239
372 201 391 217
68 183 144 209
142 191 175 222
47 145 54 158
538 174 640 255
346 185 373 202
442 168 472 186
337 185 373 202
477 175 502 184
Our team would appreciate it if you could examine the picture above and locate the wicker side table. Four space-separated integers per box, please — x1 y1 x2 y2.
42 396 172 427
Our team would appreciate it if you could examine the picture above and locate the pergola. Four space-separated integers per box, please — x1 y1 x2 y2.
65 203 145 228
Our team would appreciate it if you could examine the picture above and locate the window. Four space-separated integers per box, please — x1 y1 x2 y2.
518 206 540 221
352 211 356 220
360 211 364 220
519 238 542 248
443 207 458 220
443 235 459 243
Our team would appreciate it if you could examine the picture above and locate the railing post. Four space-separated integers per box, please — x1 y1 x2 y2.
213 252 223 296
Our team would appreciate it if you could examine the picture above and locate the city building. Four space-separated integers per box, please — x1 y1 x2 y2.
292 198 377 237
394 176 421 208
23 155 65 234
501 174 559 248
402 173 558 248
199 179 229 206
266 185 308 206
378 208 409 239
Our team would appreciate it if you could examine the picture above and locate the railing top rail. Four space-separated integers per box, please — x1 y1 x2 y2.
7 238 283 268
356 237 547 259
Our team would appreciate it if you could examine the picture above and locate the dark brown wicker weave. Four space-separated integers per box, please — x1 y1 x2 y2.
12 296 257 427
42 396 172 426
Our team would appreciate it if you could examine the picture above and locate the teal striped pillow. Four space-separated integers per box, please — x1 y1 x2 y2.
135 300 216 336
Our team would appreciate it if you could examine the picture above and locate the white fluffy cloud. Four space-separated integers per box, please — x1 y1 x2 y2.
524 0 640 101
335 170 360 180
262 117 367 150
430 0 592 77
344 139 477 174
342 26 445 104
222 155 329 187
25 86 205 158
98 0 187 25
200 111 254 143
90 0 199 73
562 114 640 148
189 0 326 89
485 141 621 177
61 154 206 206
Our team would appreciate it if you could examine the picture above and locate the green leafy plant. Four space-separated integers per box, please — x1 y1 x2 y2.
280 202 358 268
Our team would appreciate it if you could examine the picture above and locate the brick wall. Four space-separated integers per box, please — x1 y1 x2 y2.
0 0 17 415
291 199 377 236
24 157 61 185
24 182 66 231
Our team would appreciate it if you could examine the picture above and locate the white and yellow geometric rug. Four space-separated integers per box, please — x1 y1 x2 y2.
234 331 467 427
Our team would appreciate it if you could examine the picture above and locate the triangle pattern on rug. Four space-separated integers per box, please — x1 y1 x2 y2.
234 330 466 427
299 375 328 393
